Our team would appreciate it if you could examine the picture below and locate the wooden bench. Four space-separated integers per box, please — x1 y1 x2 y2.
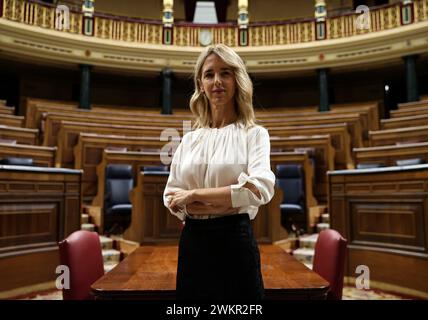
28 103 194 130
256 101 379 131
0 115 24 128
42 112 188 146
24 98 193 128
270 135 335 202
0 107 14 115
55 121 184 169
260 113 365 148
72 132 180 200
257 105 377 135
268 123 354 169
381 114 428 130
0 125 39 145
123 151 313 244
369 125 428 147
397 99 428 110
354 141 428 167
390 106 428 118
0 143 56 167
90 149 318 236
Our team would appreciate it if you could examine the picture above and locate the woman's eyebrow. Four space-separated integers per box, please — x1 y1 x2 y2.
203 67 232 74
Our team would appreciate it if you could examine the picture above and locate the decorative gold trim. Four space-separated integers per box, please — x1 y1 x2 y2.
0 0 427 73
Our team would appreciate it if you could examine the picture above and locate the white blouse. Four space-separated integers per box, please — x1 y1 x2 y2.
163 122 276 221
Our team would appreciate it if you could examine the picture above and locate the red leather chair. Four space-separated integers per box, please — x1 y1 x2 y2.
58 230 104 300
313 229 347 300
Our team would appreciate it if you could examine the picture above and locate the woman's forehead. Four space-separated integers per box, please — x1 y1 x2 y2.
202 54 232 71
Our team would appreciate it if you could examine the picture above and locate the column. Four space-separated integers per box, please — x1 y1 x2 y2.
79 64 91 110
161 68 172 114
404 55 419 102
318 68 330 112
162 0 174 45
82 0 95 36
315 0 327 40
237 0 249 46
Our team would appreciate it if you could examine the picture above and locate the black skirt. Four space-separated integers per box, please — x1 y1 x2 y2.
176 214 264 300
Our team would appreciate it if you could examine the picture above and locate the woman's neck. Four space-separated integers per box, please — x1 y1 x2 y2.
210 103 237 128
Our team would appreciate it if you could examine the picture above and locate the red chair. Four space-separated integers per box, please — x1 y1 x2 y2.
58 230 105 300
313 229 347 300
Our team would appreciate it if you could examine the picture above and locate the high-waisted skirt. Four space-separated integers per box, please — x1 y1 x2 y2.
176 213 264 300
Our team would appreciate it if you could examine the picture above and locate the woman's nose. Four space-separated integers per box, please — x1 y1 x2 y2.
214 73 221 85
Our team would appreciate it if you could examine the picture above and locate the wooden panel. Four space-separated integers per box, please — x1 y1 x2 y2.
349 201 425 252
0 203 58 251
348 249 428 295
0 166 82 291
328 165 428 295
125 173 182 244
0 248 59 292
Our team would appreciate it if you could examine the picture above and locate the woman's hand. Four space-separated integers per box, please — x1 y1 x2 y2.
166 190 196 209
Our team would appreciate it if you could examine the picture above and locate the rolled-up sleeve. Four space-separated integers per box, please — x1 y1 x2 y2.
163 137 188 221
230 127 276 208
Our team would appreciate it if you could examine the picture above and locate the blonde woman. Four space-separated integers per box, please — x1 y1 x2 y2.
164 44 275 300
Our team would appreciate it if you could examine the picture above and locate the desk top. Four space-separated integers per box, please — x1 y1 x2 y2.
92 244 329 300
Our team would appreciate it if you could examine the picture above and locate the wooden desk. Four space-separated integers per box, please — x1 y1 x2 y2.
92 245 329 300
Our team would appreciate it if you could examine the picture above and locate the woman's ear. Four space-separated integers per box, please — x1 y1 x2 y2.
198 81 204 93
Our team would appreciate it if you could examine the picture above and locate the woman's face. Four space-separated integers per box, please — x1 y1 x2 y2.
200 53 236 109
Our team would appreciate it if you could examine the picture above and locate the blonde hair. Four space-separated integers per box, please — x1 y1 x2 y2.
189 44 256 129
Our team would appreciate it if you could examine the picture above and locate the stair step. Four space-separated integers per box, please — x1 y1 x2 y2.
299 233 319 249
99 235 114 250
81 223 95 231
321 214 330 223
316 222 330 232
292 248 314 265
104 262 119 273
102 249 121 264
81 214 89 224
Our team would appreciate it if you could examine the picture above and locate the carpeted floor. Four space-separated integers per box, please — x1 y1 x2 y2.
8 285 416 300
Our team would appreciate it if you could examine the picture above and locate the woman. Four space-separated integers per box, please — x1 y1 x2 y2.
164 44 275 300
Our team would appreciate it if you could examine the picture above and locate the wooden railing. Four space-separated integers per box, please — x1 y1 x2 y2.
2 0 428 46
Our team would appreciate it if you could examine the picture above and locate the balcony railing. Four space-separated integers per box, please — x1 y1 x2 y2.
1 0 427 46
